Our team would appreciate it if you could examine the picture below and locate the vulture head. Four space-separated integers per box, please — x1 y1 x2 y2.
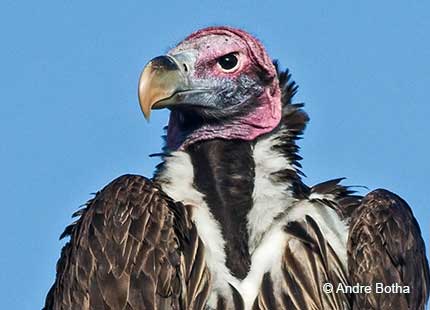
138 26 283 150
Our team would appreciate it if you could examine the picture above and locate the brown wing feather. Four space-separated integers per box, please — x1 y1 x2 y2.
348 189 429 309
44 174 210 310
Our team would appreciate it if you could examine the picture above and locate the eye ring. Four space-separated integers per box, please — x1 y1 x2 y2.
217 53 240 72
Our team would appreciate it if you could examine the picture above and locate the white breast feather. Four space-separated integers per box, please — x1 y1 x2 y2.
156 151 238 307
287 199 349 268
248 132 296 252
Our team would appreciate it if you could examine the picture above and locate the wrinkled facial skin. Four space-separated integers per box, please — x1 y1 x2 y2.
166 34 269 120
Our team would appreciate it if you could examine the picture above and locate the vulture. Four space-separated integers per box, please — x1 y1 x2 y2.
44 26 429 310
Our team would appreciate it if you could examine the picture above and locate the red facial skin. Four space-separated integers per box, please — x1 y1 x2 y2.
165 26 282 151
181 27 276 80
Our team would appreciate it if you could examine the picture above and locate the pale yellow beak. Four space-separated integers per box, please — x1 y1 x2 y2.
138 56 185 120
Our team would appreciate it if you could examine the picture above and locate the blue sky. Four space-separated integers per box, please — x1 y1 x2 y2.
1 1 429 309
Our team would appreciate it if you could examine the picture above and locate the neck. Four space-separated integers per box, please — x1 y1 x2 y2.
166 88 282 151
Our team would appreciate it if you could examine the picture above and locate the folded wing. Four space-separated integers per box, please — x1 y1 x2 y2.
348 189 429 309
44 174 210 310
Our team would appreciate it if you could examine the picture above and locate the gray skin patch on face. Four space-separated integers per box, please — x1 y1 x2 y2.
174 74 265 121
206 75 264 119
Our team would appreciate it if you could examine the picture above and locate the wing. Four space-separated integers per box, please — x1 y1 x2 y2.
348 189 430 309
44 174 211 310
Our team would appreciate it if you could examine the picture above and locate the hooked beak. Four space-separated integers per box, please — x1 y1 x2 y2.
138 53 211 120
138 55 186 120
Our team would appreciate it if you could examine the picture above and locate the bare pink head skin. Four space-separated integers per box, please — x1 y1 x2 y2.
166 26 281 150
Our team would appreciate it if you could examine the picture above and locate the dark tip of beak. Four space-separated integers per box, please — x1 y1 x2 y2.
150 56 180 71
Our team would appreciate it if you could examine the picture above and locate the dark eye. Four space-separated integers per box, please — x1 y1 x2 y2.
217 53 239 72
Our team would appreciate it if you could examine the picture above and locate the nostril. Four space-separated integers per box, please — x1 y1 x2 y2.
183 63 188 72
